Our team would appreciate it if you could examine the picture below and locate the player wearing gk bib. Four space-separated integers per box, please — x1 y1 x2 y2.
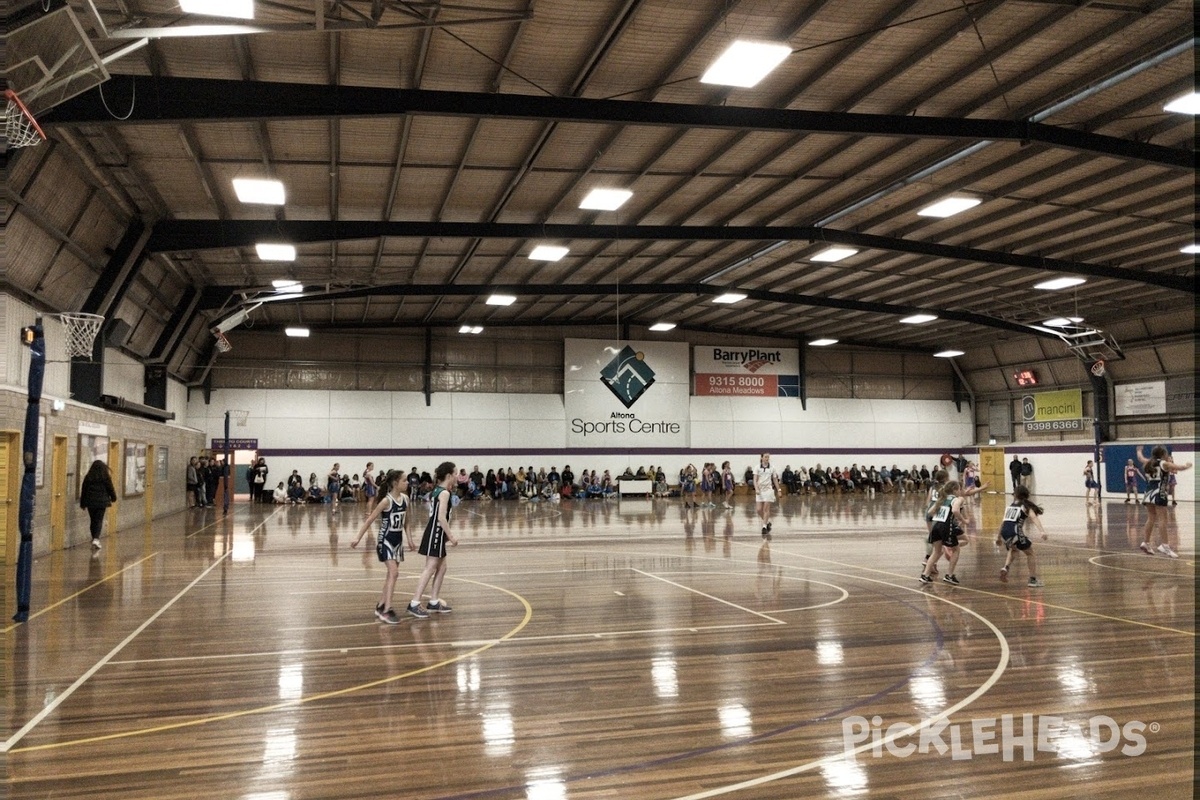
996 486 1046 587
755 453 781 538
351 470 415 624
921 481 967 585
408 462 460 619
1137 446 1191 558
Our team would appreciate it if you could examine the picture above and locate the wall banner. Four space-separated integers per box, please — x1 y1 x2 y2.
565 339 690 448
1022 388 1085 432
693 345 800 397
1115 381 1166 416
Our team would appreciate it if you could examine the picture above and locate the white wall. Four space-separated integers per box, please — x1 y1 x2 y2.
991 442 1195 502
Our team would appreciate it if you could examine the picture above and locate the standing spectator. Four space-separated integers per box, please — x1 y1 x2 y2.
80 460 118 550
407 467 421 500
252 457 269 503
1020 458 1033 488
1009 455 1022 491
186 456 203 508
327 463 342 505
362 462 377 505
204 457 221 507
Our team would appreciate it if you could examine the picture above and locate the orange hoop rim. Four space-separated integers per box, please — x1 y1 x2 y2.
5 89 47 142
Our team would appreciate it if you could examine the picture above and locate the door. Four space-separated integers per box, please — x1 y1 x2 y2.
50 435 68 549
108 439 122 535
978 446 1006 495
0 432 18 566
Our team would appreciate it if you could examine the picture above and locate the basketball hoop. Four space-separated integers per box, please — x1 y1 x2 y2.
232 410 250 427
214 332 233 353
1090 360 1106 377
55 312 104 359
5 89 46 149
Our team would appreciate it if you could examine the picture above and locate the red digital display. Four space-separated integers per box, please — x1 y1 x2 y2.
1014 369 1039 387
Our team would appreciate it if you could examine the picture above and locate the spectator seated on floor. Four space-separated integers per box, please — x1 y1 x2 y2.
273 482 288 504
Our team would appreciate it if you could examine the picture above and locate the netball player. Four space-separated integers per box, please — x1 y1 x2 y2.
1122 459 1143 503
755 453 781 537
350 470 415 624
721 461 735 509
920 481 967 585
1137 446 1192 558
1083 460 1099 504
407 462 460 618
996 486 1048 587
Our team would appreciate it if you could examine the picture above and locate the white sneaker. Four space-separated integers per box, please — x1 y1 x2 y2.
1157 544 1179 558
91 539 101 549
1138 542 1152 554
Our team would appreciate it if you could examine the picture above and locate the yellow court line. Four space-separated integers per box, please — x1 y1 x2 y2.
632 567 786 624
7 574 533 755
2 552 160 634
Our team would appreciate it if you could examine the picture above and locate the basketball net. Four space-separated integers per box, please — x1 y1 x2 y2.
56 312 104 359
5 90 46 148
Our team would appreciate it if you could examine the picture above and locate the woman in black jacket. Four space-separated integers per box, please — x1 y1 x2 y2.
80 459 117 549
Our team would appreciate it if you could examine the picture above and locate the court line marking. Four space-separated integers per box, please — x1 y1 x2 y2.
6 575 534 754
2 552 160 634
631 568 785 624
1086 553 1194 576
645 571 851 614
1 550 232 754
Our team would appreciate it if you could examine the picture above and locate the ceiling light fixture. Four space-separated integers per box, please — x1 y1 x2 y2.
810 247 858 263
232 178 284 204
917 197 981 218
899 313 938 324
1043 316 1084 327
255 243 296 261
808 338 838 346
700 40 792 88
1181 244 1200 254
712 292 747 304
579 188 633 211
179 0 254 20
528 245 570 261
284 327 309 337
1033 277 1086 290
272 279 301 290
458 325 484 334
648 322 676 332
486 294 516 306
1163 92 1200 114
933 349 964 358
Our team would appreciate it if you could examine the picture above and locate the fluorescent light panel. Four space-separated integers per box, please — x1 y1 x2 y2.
700 40 792 88
1044 316 1084 327
232 178 284 204
917 197 981 218
1181 244 1200 254
458 325 484 334
1164 92 1200 114
272 279 301 290
811 247 858 263
486 294 516 306
179 0 254 19
933 349 964 358
712 292 747 304
648 322 676 332
528 245 570 261
284 327 309 337
900 313 938 324
1033 277 1086 290
255 243 296 261
808 338 838 346
579 188 633 211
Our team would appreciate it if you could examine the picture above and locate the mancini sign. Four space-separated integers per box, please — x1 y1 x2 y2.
1022 389 1085 433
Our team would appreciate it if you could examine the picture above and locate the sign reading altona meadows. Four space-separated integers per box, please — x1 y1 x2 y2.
565 339 689 448
693 345 800 397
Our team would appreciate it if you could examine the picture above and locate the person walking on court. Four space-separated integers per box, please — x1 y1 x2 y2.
754 452 781 538
1137 446 1191 558
921 481 968 585
80 459 117 550
997 485 1048 587
351 469 416 624
407 462 459 619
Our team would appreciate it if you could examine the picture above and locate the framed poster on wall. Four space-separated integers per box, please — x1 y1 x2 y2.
77 434 110 498
124 440 147 497
156 446 169 483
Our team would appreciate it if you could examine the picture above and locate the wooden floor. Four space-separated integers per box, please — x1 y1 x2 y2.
3 492 1194 799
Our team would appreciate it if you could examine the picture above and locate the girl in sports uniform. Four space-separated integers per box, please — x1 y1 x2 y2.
1122 459 1143 503
351 470 415 624
921 481 967 585
996 485 1047 587
721 461 735 509
681 465 697 508
1083 460 1099 504
700 464 714 507
1137 446 1191 558
407 462 459 618
755 453 780 538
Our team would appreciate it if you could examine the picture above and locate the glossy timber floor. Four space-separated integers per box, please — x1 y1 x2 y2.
3 491 1195 800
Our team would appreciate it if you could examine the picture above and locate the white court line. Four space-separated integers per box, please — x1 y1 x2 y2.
632 568 786 624
1 550 233 753
1087 553 1193 576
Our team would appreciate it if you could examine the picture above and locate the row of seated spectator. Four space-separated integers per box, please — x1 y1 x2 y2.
781 464 937 494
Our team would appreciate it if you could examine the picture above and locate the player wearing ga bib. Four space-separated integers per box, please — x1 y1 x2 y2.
376 494 409 563
1142 458 1166 507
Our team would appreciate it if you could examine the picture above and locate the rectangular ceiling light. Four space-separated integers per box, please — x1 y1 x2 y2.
255 243 296 261
179 0 254 19
700 41 792 88
933 349 964 358
808 338 838 346
648 322 676 332
528 245 570 261
1164 92 1200 114
1033 277 1086 290
1042 317 1083 327
458 325 484 334
1181 244 1200 254
810 247 858 263
712 292 747 304
579 188 633 211
232 178 284 204
899 313 938 324
272 279 301 290
486 294 516 306
284 327 310 337
917 197 981 218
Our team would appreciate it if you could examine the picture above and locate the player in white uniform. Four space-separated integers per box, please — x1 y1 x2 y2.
755 452 781 538
350 470 415 624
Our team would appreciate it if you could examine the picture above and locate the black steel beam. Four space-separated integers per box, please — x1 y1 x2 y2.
46 77 1193 170
150 220 1195 293
81 219 150 316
